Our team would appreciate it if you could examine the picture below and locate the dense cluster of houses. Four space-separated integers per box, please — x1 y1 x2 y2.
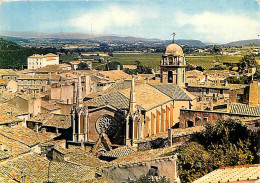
0 42 259 182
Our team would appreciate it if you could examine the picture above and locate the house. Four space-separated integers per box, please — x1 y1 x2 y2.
27 53 59 69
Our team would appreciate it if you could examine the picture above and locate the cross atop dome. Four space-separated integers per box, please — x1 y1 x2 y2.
171 32 176 43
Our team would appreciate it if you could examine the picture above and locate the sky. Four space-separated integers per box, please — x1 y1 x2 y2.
0 0 259 43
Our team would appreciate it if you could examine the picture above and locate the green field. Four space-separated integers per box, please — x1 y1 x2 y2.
102 53 247 70
60 52 259 71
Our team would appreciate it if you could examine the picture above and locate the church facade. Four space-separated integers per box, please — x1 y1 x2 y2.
70 42 196 147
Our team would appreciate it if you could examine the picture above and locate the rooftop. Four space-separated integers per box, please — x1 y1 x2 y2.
0 126 56 147
0 152 95 182
193 164 260 183
30 113 71 129
230 103 260 116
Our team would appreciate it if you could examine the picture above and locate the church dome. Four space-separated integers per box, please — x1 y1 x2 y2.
165 43 184 56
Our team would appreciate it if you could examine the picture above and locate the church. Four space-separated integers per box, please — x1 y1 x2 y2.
70 40 196 147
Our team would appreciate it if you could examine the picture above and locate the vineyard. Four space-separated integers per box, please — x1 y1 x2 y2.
90 52 260 70
106 53 245 70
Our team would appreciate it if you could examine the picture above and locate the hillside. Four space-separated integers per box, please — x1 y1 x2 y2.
0 38 55 69
0 31 207 47
165 39 207 47
225 39 260 46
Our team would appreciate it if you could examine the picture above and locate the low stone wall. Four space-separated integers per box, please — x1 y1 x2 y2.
179 109 260 128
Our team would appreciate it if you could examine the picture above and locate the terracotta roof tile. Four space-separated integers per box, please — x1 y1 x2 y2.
150 84 192 101
0 126 56 147
194 164 260 183
230 103 260 116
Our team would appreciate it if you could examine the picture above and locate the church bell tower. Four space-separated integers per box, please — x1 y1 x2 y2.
160 33 186 86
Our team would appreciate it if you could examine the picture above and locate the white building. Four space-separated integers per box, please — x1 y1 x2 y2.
27 53 59 69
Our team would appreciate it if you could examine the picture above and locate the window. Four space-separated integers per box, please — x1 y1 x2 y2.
206 88 209 94
148 166 158 176
220 89 223 94
236 94 243 103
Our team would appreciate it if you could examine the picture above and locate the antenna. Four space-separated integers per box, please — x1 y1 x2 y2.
171 32 176 43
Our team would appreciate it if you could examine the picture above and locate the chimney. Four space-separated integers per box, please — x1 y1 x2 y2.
117 65 121 70
0 143 3 151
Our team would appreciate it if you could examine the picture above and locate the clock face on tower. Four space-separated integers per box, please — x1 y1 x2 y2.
96 115 118 137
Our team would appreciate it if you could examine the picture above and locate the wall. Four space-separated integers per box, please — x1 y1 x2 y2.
101 156 178 183
7 80 18 93
88 108 117 143
9 96 28 111
179 109 260 128
249 80 260 107
229 87 249 104
173 100 190 125
28 98 42 117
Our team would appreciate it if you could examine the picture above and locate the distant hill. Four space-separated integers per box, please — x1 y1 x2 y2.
0 38 55 69
0 31 208 47
225 39 260 46
0 31 159 42
165 39 207 47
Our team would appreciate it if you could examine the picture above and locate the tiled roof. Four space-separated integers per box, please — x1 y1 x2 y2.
30 113 71 129
149 84 192 101
64 148 102 168
194 164 260 183
101 146 136 158
101 81 132 94
0 126 56 147
34 64 71 72
0 150 10 161
0 78 10 85
86 91 130 109
18 74 60 80
0 90 16 100
0 113 22 125
230 103 260 116
41 100 60 111
0 103 28 116
119 83 172 111
15 92 45 101
45 53 58 57
0 134 30 159
99 70 131 81
0 153 95 183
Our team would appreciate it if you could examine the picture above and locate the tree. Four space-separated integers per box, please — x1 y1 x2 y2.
238 54 258 71
77 62 89 70
176 119 258 183
105 61 123 71
195 66 204 72
186 64 195 71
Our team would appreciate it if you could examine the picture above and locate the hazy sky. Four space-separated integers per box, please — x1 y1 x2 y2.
0 0 259 43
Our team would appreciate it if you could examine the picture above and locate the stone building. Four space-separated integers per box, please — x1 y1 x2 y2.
249 80 260 107
70 75 195 146
27 53 59 70
68 42 196 147
160 42 186 86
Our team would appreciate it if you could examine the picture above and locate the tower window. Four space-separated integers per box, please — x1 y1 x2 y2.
168 71 173 83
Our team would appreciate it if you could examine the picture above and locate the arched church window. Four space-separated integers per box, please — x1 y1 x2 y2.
96 115 118 137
